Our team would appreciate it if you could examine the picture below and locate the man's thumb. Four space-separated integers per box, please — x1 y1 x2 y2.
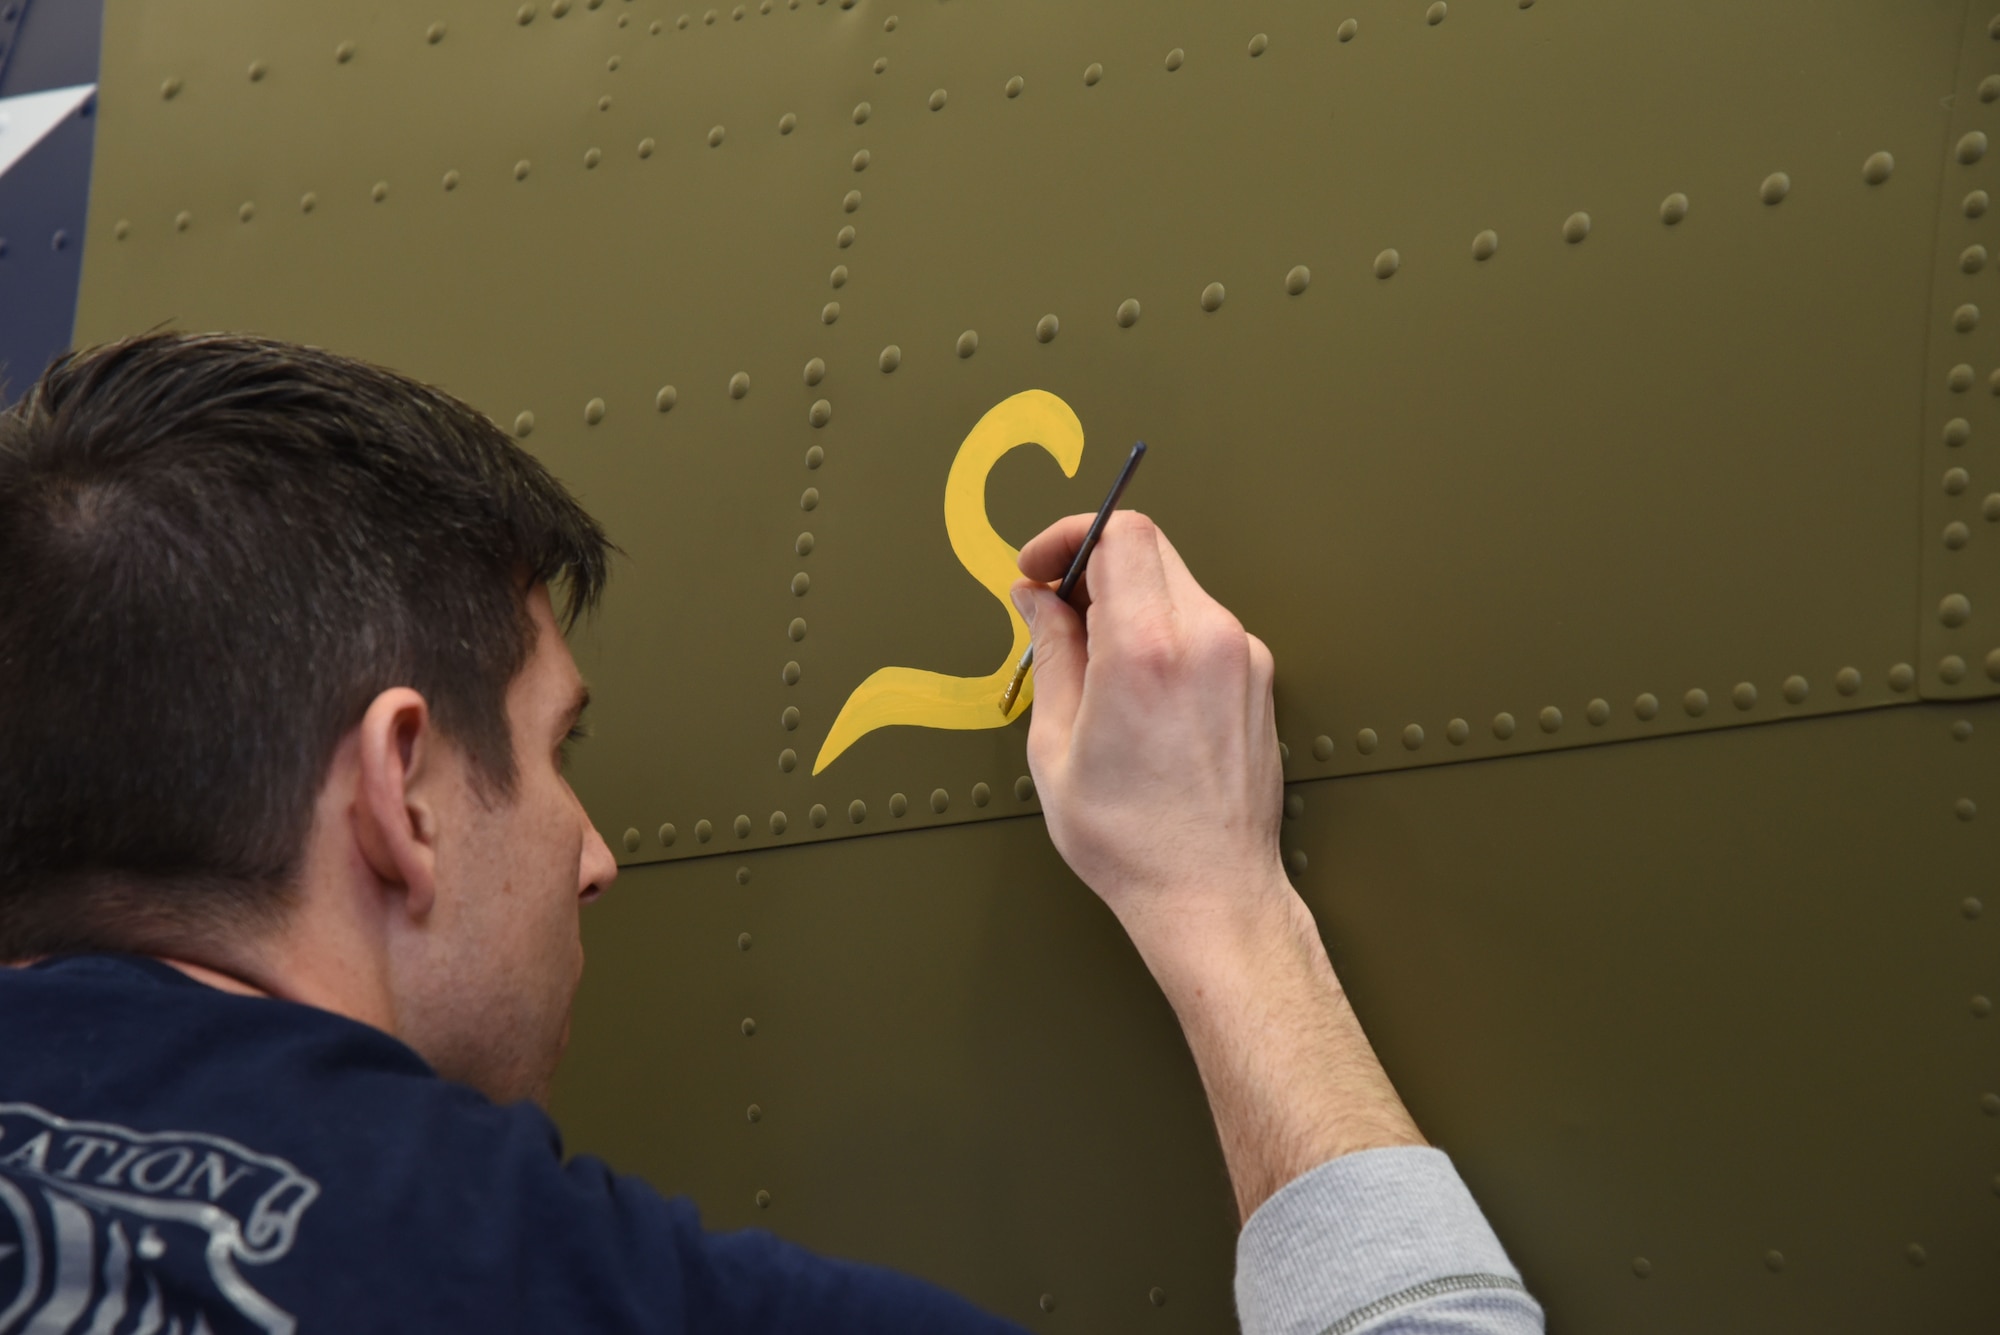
1012 584 1084 735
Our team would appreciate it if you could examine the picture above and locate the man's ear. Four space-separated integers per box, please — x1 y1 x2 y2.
352 688 441 921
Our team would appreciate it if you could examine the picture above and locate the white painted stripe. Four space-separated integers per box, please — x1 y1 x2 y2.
0 83 95 180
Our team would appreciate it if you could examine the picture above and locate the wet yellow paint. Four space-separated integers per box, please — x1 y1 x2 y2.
812 389 1085 774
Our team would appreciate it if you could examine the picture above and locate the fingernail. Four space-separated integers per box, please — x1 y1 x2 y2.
1011 587 1036 626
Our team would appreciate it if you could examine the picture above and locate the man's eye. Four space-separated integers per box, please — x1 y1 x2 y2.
560 722 591 768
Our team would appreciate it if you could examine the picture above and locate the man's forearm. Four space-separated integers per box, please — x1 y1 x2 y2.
1117 868 1426 1224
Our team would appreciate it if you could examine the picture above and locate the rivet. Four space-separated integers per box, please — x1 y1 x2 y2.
1471 229 1499 261
599 95 612 111
639 137 655 158
821 302 840 325
1338 18 1358 41
1974 995 1993 1017
734 814 752 838
1954 304 1980 333
1957 797 1977 821
809 803 828 827
1965 895 1984 917
239 202 255 223
873 57 887 73
838 224 856 247
1492 712 1516 740
779 112 797 134
1015 775 1035 801
1764 1250 1785 1273
805 447 824 471
442 169 461 191
797 359 826 390
1950 363 1974 391
696 818 714 842
881 792 905 819
160 75 183 100
848 799 867 824
1783 675 1809 703
1659 192 1689 225
738 932 752 953
788 617 807 642
1944 467 1968 495
853 101 871 124
1834 666 1861 695
1946 521 1970 550
781 705 801 731
1402 723 1425 750
1631 1258 1652 1278
622 827 641 852
1989 646 2000 680
883 14 897 30
957 330 979 358
1941 654 1968 683
852 149 870 171
1149 1287 1167 1306
1285 265 1311 294
1446 718 1470 744
583 146 603 169
1586 698 1610 726
371 180 389 203
1039 1295 1057 1314
606 55 619 70
1287 849 1308 875
518 4 535 23
1984 1092 2000 1115
1968 190 1991 218
553 0 570 14
1759 172 1790 205
1963 247 1988 276
1306 734 1333 761
248 60 268 82
515 159 532 181
1940 592 1972 627
1683 688 1709 717
796 532 816 562
1992 13 2000 37
1960 131 1989 165
931 788 949 813
1953 718 1974 742
1906 1244 1928 1267
656 385 677 412
1732 681 1757 710
1356 727 1379 754
514 411 535 437
114 220 130 240
659 822 676 846
842 190 861 213
973 782 991 806
1165 48 1184 72
1635 693 1660 720
652 18 663 31
928 88 947 110
741 1017 757 1039
1862 151 1894 184
1200 282 1226 312
581 396 608 427
1279 743 1290 764
779 748 797 771
1538 706 1563 733
678 14 689 27
746 1102 761 1121
1116 298 1142 327
1006 76 1025 97
1987 492 2000 520
829 266 848 290
1427 2 1447 24
1374 249 1400 279
791 571 811 596
771 809 788 834
1084 62 1103 85
1248 33 1268 56
335 40 356 63
880 344 901 372
730 371 751 399
1985 74 2000 102
1562 211 1591 243
709 125 725 147
1035 314 1061 343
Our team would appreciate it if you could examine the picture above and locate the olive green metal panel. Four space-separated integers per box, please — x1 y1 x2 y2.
73 0 1977 869
553 701 2000 1333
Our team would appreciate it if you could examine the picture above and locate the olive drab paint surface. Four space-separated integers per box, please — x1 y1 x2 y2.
67 0 1999 1329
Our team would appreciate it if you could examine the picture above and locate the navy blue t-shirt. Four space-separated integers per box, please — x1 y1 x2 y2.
0 955 1026 1334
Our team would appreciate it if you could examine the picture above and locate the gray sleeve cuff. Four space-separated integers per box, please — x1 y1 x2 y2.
1234 1146 1545 1335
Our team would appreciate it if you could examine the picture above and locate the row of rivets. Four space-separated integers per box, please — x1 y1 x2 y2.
1300 666 1907 761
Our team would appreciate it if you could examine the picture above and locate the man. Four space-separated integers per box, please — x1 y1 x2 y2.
0 331 1542 1333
